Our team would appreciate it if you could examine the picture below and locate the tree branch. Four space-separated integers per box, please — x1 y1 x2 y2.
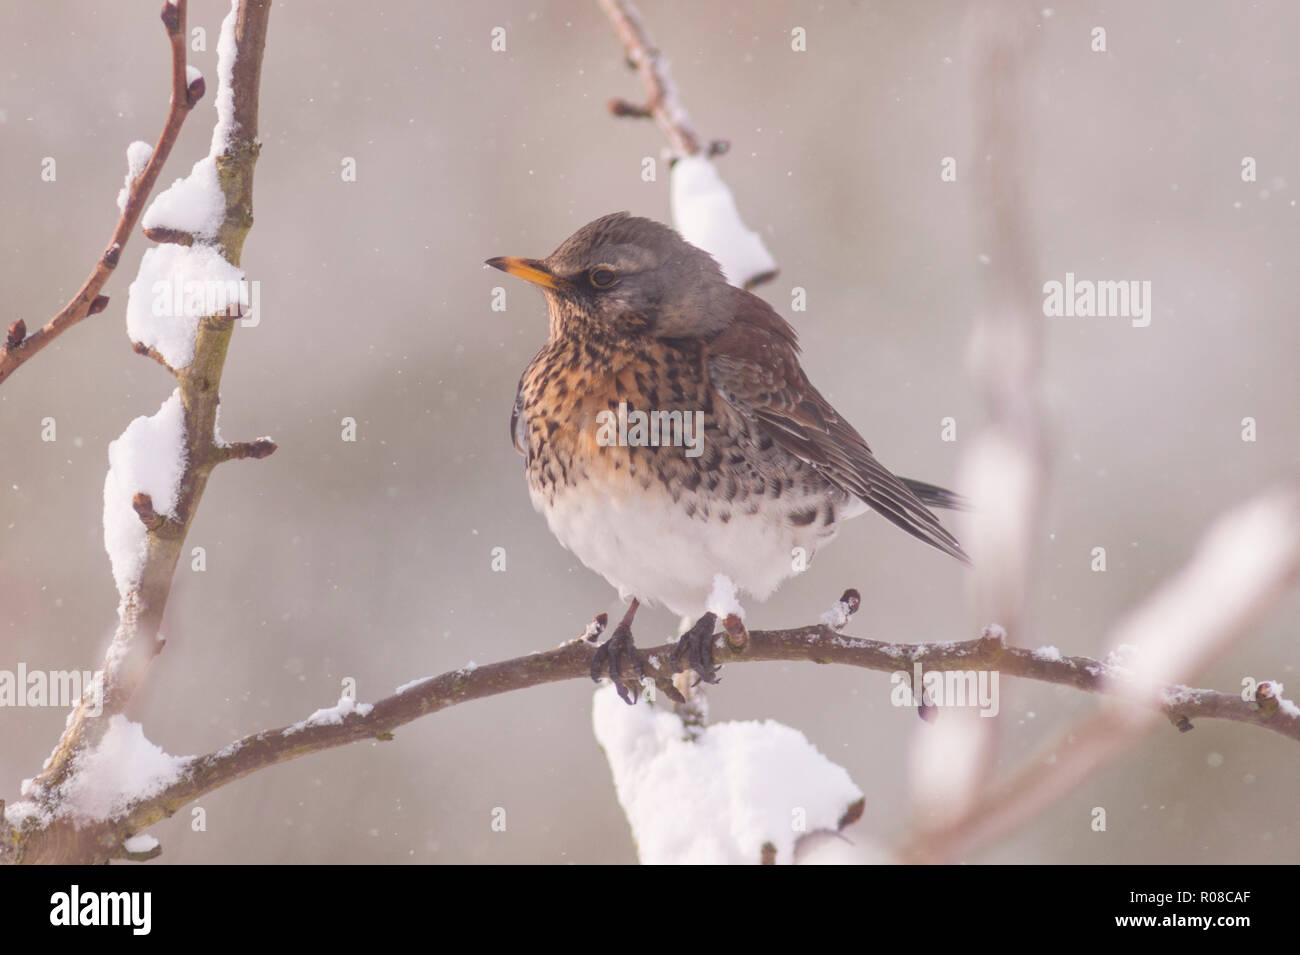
0 0 202 388
5 0 275 864
598 0 715 158
8 602 1298 863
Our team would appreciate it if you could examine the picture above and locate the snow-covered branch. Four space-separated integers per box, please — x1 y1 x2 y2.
2 0 275 866
0 0 204 388
597 0 704 158
599 0 777 290
9 481 1300 864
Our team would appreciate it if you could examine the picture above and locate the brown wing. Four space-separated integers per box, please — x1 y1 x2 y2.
704 287 970 564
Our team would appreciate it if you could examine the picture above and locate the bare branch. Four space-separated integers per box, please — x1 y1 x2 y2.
597 0 703 157
0 0 201 387
130 340 177 373
215 438 278 462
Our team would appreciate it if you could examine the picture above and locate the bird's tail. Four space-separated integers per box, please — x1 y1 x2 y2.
900 478 970 512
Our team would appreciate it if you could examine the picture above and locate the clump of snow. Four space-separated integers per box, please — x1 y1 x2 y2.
1104 643 1140 671
141 156 224 240
123 833 160 854
57 715 192 823
3 799 53 830
116 141 154 213
705 573 744 620
210 0 241 154
394 675 434 694
670 155 777 288
102 390 188 597
592 686 862 864
125 243 247 369
1031 645 1062 662
286 694 374 734
139 0 241 239
184 65 202 88
1159 684 1198 707
1261 681 1300 718
819 594 856 630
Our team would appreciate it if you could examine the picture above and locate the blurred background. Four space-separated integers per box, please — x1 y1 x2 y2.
1 0 1297 863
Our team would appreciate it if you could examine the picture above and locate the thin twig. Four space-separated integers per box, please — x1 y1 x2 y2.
16 0 275 851
597 0 703 157
0 0 202 387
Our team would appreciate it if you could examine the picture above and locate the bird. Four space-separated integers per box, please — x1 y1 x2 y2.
487 212 967 703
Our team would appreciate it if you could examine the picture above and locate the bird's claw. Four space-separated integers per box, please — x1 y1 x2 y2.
590 617 647 705
671 612 720 685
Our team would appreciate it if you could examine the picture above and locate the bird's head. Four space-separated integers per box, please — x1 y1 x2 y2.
486 212 733 341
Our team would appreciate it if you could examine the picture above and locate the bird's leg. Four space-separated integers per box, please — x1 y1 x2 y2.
671 611 720 685
590 598 647 705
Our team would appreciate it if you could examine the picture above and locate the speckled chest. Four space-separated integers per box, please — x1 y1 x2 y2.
512 331 844 524
515 334 710 490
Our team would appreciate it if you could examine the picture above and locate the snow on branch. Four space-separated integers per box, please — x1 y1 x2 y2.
2 0 275 866
9 505 1300 864
599 0 777 290
0 0 205 388
592 685 863 864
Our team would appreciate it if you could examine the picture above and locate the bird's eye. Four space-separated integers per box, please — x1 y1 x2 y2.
588 267 619 289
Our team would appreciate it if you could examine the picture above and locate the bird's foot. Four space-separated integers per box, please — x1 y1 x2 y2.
671 612 720 685
590 599 647 705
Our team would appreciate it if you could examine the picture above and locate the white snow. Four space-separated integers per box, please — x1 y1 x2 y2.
3 799 52 830
125 243 247 369
286 694 374 734
670 155 777 288
819 594 856 630
139 0 241 239
141 156 224 239
211 0 241 155
123 833 160 854
57 715 192 823
185 64 202 88
1105 643 1140 669
592 685 862 864
102 390 188 597
1263 681 1300 718
705 573 744 620
394 675 435 694
795 830 888 864
1031 645 1062 662
130 0 251 371
116 141 154 213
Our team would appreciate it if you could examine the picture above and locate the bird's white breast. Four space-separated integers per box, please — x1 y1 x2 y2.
532 472 853 619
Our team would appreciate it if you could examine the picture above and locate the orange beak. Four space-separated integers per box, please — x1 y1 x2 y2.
485 256 559 290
